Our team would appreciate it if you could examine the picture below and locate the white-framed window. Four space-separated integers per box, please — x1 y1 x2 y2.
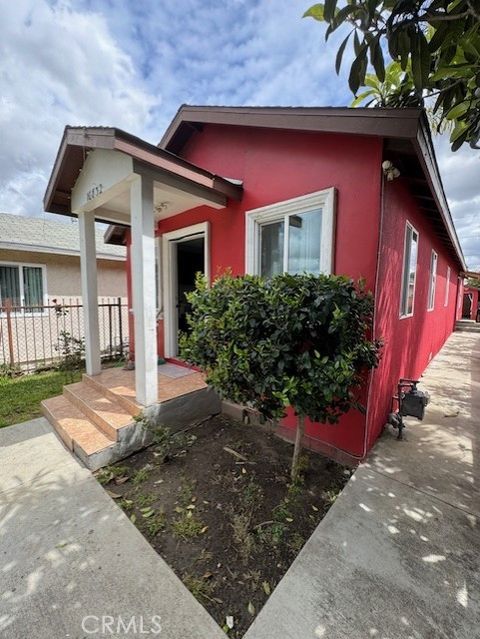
444 266 451 307
0 262 47 313
400 222 419 318
245 188 336 277
427 250 438 311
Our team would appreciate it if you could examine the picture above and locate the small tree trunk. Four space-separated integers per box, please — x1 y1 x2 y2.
291 414 306 481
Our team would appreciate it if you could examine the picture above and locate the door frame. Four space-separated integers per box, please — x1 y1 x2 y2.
462 292 473 319
161 222 210 358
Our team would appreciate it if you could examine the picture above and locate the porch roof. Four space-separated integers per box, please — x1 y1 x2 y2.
44 126 243 218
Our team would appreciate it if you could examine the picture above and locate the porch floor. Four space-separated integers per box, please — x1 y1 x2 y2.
41 363 213 470
91 364 207 409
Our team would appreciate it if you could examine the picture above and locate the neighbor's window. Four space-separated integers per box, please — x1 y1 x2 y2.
427 250 438 311
246 189 336 277
444 266 451 307
400 222 419 318
0 263 45 311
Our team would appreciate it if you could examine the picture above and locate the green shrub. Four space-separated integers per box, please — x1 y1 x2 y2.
0 363 21 378
55 330 85 380
180 272 381 477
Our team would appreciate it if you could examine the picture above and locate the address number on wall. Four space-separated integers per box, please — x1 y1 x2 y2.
86 184 103 201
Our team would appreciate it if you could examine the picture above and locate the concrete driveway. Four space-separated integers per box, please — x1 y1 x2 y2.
246 331 480 639
0 418 224 639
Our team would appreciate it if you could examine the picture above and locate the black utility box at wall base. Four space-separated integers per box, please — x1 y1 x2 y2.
399 383 430 420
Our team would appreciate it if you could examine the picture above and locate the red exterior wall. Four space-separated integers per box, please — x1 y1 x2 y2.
158 125 383 460
125 123 461 462
366 178 460 450
159 126 383 283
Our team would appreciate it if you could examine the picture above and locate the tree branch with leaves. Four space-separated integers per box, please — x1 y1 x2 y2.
304 0 480 150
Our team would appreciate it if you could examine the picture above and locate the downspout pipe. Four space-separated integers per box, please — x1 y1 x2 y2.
363 160 386 459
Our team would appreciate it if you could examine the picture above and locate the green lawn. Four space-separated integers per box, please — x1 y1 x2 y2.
0 370 82 429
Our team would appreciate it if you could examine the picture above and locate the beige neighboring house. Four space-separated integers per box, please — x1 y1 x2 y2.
0 211 126 304
0 212 127 370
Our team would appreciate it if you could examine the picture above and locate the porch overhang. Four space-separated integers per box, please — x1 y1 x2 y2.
43 125 243 408
44 126 243 223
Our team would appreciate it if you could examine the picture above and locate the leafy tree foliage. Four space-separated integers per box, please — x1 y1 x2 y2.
350 60 413 105
466 276 480 287
180 273 380 477
350 60 452 131
304 0 480 150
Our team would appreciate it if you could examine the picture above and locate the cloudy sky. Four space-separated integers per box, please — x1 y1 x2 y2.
1 0 478 267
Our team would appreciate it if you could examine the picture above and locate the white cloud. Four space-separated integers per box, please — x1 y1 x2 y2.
434 135 480 269
0 0 478 267
0 0 159 215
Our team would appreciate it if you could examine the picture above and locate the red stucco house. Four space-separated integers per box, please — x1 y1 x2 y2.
43 106 466 468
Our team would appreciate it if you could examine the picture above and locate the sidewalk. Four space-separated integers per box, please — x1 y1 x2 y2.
0 418 224 639
2 332 479 639
246 331 480 639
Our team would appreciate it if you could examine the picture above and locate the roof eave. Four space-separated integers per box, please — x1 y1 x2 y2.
158 105 424 152
159 105 465 271
104 224 128 246
0 241 125 261
44 126 243 216
414 115 466 271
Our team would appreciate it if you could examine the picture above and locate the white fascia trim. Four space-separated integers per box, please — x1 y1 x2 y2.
161 222 210 244
245 188 336 276
415 127 466 271
0 242 126 261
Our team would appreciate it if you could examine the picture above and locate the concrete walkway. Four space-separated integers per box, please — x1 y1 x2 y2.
246 331 480 639
2 332 479 639
0 418 224 639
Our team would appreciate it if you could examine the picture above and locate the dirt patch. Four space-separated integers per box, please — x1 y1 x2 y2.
96 415 351 637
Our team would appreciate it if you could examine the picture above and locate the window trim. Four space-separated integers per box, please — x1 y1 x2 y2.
245 188 336 276
444 266 451 307
0 261 48 315
399 221 419 319
427 249 438 312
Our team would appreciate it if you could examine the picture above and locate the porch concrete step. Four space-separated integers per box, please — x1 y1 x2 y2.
455 320 480 333
42 365 220 472
63 381 133 440
82 373 142 417
41 395 115 461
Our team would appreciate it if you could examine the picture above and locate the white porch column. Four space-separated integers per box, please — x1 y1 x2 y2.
130 173 158 406
78 210 101 375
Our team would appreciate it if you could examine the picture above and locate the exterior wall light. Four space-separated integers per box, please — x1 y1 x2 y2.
382 160 401 181
154 201 171 218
